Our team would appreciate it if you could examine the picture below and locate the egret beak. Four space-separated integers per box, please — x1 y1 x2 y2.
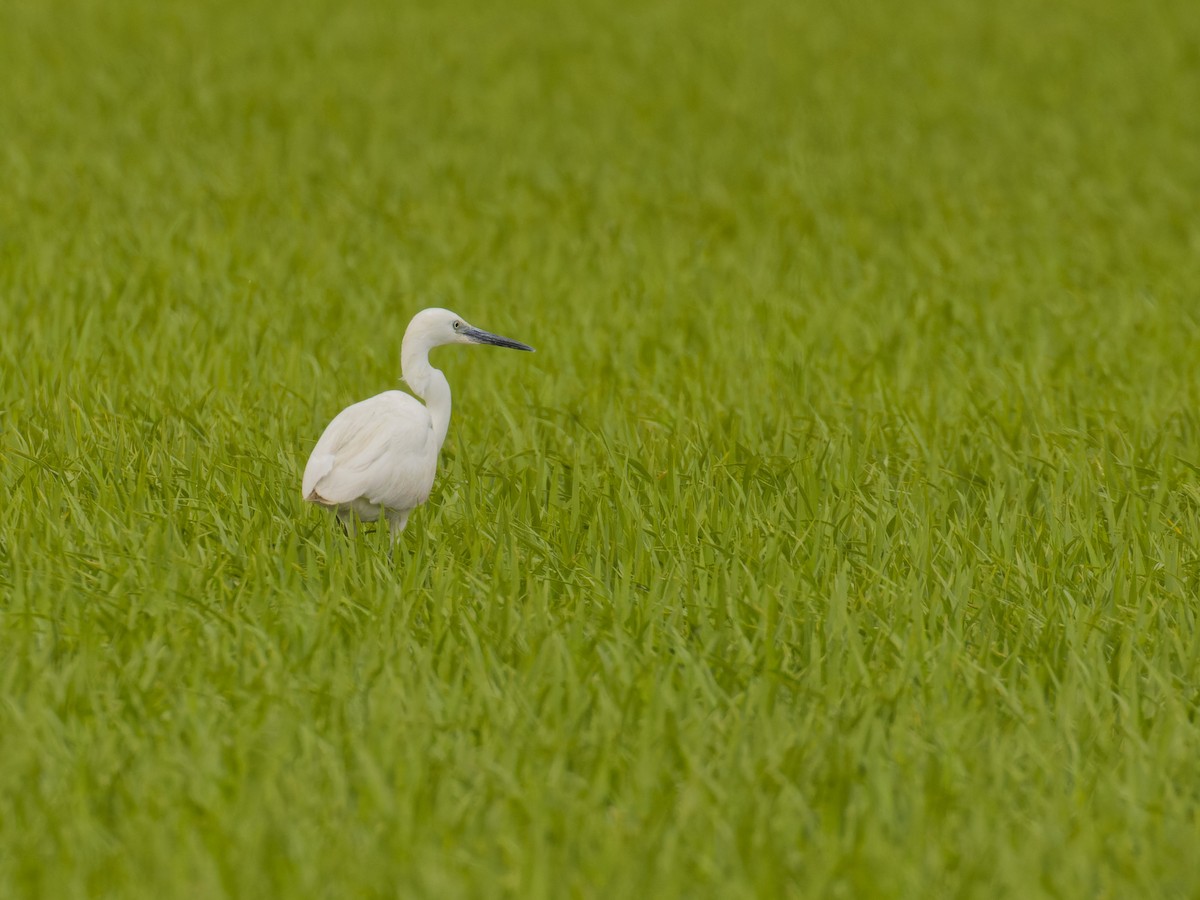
463 326 535 352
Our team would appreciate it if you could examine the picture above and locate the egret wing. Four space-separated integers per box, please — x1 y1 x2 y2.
302 391 435 509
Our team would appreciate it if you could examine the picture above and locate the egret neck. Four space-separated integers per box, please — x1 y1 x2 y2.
401 333 453 452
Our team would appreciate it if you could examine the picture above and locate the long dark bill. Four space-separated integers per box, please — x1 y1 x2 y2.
464 326 535 352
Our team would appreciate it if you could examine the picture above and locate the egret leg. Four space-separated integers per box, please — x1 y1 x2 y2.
385 510 410 560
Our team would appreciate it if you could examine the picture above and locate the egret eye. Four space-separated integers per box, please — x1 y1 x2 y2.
453 321 461 330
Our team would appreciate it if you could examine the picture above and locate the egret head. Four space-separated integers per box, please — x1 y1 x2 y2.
406 307 534 353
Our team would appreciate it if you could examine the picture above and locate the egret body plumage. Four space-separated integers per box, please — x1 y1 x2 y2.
301 307 533 547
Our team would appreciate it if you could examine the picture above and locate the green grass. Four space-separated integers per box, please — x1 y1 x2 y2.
2 0 1200 895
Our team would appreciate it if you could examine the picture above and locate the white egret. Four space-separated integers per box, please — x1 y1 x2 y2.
301 307 534 548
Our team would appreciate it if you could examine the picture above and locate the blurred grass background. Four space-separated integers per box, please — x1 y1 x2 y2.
2 0 1200 896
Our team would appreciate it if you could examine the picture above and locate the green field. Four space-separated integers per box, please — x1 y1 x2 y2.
3 0 1200 895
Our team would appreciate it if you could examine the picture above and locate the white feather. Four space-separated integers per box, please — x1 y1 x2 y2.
301 391 436 521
